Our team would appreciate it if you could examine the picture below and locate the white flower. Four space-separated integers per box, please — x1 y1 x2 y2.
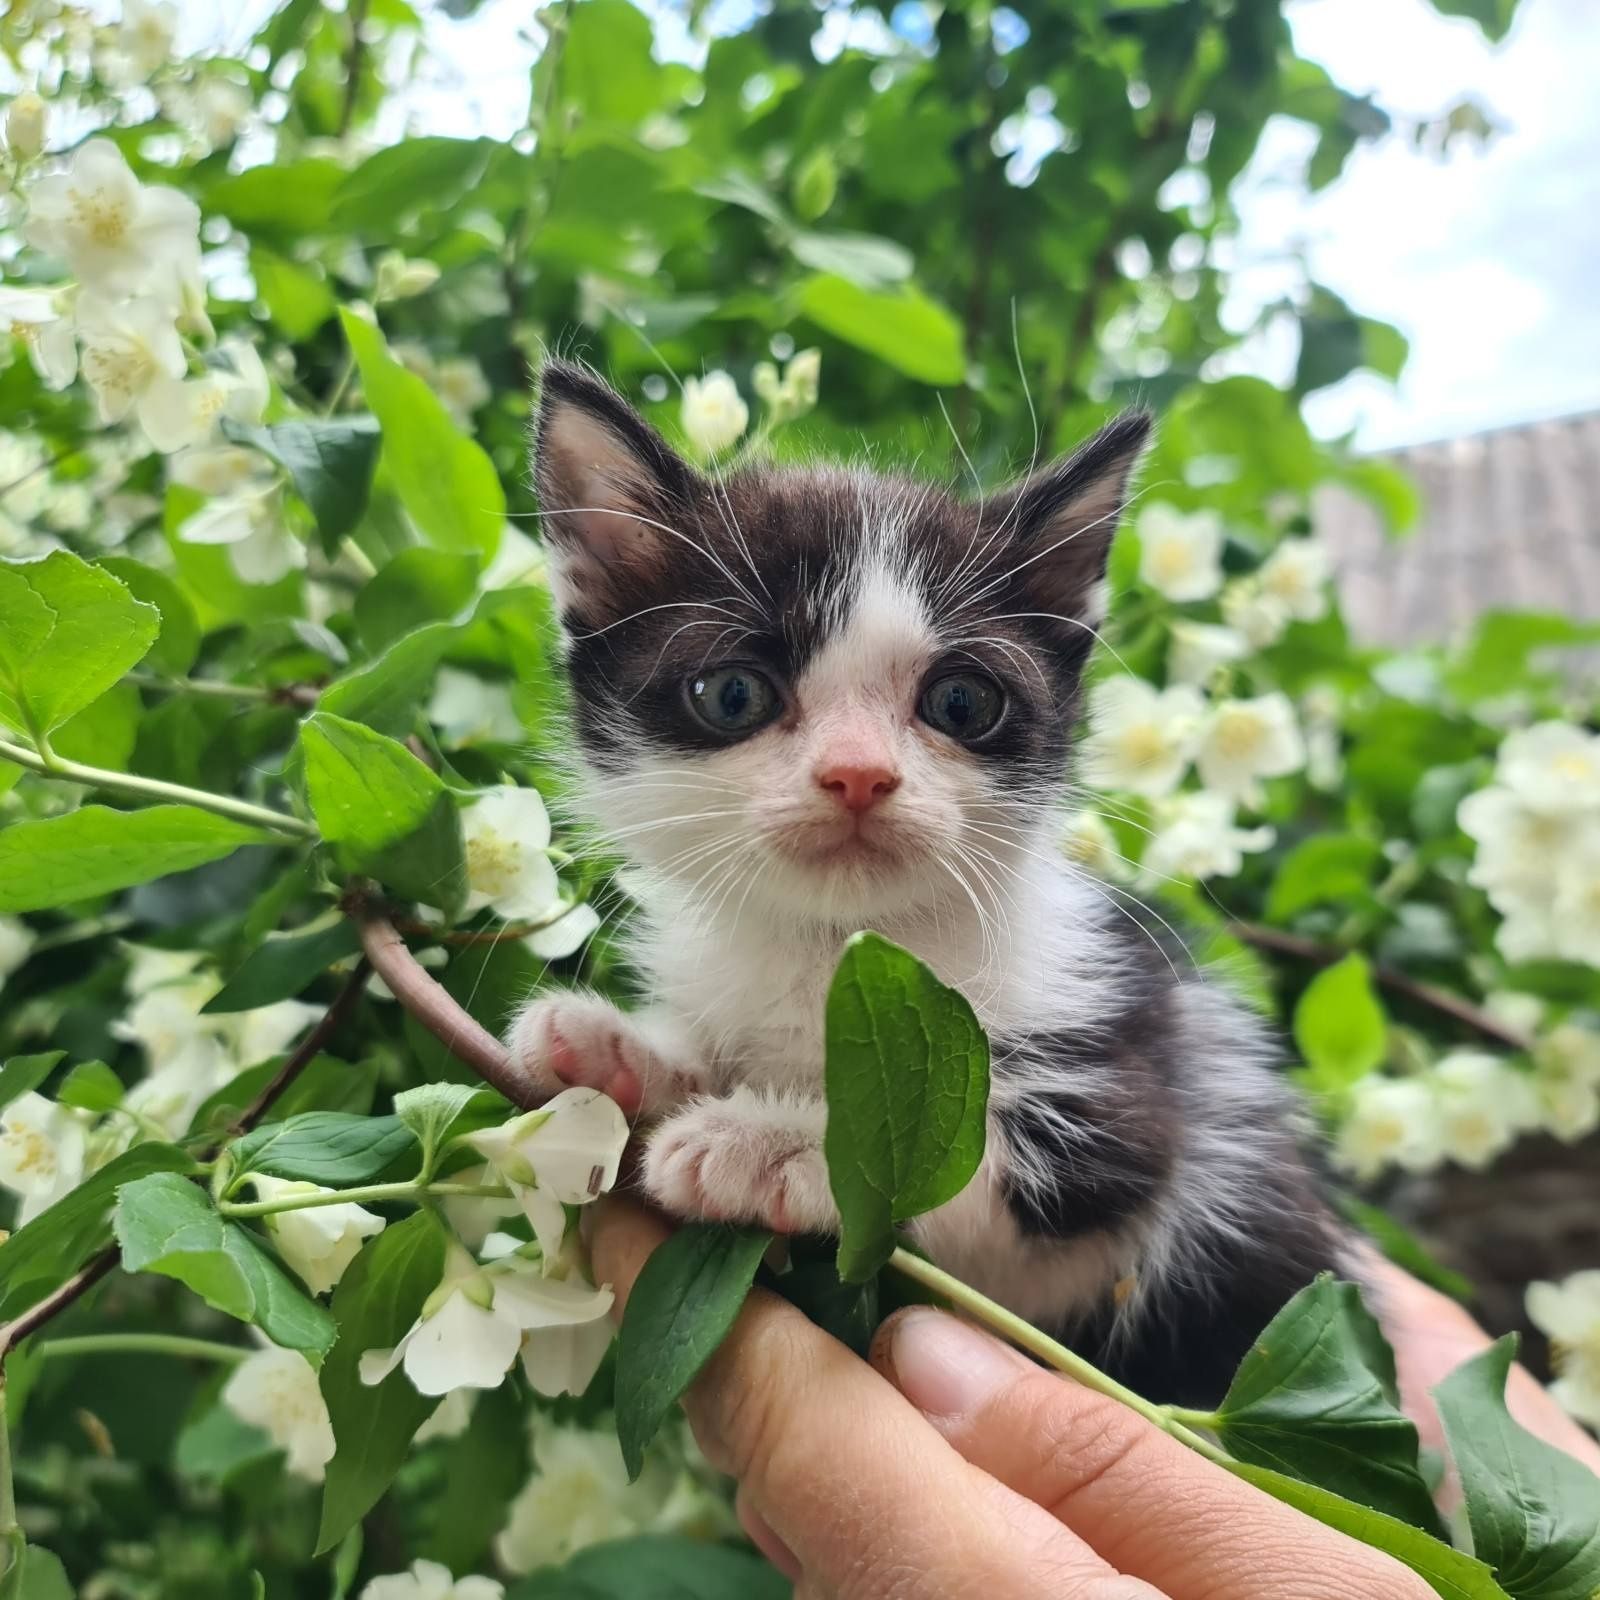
111 970 227 1078
25 138 199 299
1059 809 1122 879
463 1087 628 1262
113 0 179 79
1194 692 1305 806
1221 576 1291 650
1167 621 1247 688
178 486 304 585
1137 503 1224 602
122 1062 220 1140
221 1345 335 1482
75 292 187 429
122 943 205 996
222 998 322 1066
440 1162 521 1250
359 1245 614 1398
436 358 490 425
428 669 523 746
495 1426 646 1574
1332 1076 1443 1181
0 287 76 390
1526 1271 1600 1428
1081 676 1203 798
5 92 47 161
524 902 602 962
192 77 251 147
0 916 35 987
754 349 821 422
680 371 747 459
169 443 273 498
1484 991 1545 1038
1142 791 1273 883
1459 785 1586 900
0 1091 89 1225
1430 1052 1542 1171
251 1175 385 1295
462 786 560 920
1552 860 1600 968
1498 722 1600 816
1258 538 1331 623
359 1561 502 1600
413 1389 476 1445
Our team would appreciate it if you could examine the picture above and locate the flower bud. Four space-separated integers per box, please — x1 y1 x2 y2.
375 250 442 303
5 92 47 161
785 347 821 410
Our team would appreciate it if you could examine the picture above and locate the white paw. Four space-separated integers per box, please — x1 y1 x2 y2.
642 1092 837 1235
504 992 703 1116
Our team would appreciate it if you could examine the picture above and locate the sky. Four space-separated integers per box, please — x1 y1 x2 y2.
192 0 1600 452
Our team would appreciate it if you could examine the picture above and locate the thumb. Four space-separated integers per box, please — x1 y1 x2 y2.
873 1308 1431 1600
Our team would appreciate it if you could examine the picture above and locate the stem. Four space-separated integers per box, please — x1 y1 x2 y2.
128 672 273 702
34 1334 248 1365
886 1248 1231 1466
1227 921 1532 1052
221 1180 511 1218
354 912 535 1103
337 0 370 138
0 1251 118 1370
0 734 317 840
390 900 576 946
0 1389 14 1545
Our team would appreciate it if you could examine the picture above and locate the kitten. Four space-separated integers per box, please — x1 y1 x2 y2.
508 360 1353 1405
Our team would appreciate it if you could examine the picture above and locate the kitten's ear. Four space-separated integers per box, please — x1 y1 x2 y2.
992 409 1152 622
533 360 702 624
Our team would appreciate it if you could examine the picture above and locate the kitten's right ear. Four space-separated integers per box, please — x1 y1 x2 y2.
533 361 701 625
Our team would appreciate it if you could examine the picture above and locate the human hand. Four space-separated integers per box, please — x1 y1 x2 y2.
592 1199 1443 1600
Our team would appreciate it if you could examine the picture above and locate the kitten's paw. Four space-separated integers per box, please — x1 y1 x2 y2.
504 993 703 1117
642 1093 836 1235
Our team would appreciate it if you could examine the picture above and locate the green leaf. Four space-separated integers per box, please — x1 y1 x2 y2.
114 1172 337 1357
299 711 468 914
229 1112 415 1186
1433 1336 1600 1600
789 230 912 287
332 137 495 229
1267 834 1382 921
614 1223 771 1480
316 1211 449 1552
415 1377 527 1573
511 1535 791 1600
0 550 159 737
0 1143 192 1321
0 805 272 914
823 932 990 1282
203 919 363 1013
0 1053 64 1115
55 1059 123 1113
798 274 965 385
355 550 480 651
250 244 337 341
338 310 504 559
223 417 381 556
1224 1458 1513 1599
205 158 347 232
1446 612 1600 705
51 681 140 774
393 1082 483 1167
1212 1276 1446 1536
0 1543 72 1600
1293 954 1388 1096
318 620 459 737
1428 0 1518 42
99 557 201 676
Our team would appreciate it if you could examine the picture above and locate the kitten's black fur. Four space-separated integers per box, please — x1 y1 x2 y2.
519 360 1352 1406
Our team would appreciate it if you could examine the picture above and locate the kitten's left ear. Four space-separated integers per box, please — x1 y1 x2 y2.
991 409 1152 622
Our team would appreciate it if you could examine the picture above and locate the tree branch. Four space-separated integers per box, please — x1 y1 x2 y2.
1227 921 1534 1053
354 912 533 1104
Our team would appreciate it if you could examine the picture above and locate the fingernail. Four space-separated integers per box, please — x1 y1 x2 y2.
884 1308 1028 1419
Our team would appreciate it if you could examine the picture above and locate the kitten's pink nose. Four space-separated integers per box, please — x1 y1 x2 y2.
816 760 900 813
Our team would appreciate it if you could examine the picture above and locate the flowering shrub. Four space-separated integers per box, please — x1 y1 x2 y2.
1 0 1598 1596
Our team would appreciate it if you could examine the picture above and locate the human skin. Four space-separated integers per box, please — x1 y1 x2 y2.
590 1199 1600 1600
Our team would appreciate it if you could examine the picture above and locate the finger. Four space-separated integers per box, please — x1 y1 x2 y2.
737 1483 800 1583
591 1198 1150 1600
1361 1252 1600 1479
874 1308 1433 1600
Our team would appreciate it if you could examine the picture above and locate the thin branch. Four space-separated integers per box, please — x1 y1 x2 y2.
0 734 316 839
1227 921 1534 1053
355 913 532 1103
337 0 371 139
0 1252 117 1369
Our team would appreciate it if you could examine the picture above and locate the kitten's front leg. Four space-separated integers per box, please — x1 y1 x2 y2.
643 1086 837 1235
504 991 706 1118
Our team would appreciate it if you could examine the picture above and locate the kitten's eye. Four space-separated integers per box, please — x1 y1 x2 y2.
687 666 781 736
919 672 1005 742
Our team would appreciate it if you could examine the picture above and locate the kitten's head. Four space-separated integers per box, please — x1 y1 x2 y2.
533 360 1149 928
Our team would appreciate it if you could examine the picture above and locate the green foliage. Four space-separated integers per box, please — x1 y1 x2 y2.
1209 1276 1446 1536
204 919 364 1013
222 418 382 556
1433 1339 1600 1600
114 1172 337 1356
1293 954 1389 1095
227 1112 416 1186
614 1224 773 1480
824 932 989 1281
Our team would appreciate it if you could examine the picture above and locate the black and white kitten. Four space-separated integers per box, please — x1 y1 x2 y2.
508 360 1353 1406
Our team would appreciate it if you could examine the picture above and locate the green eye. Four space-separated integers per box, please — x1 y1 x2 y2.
687 666 781 736
919 672 1005 742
